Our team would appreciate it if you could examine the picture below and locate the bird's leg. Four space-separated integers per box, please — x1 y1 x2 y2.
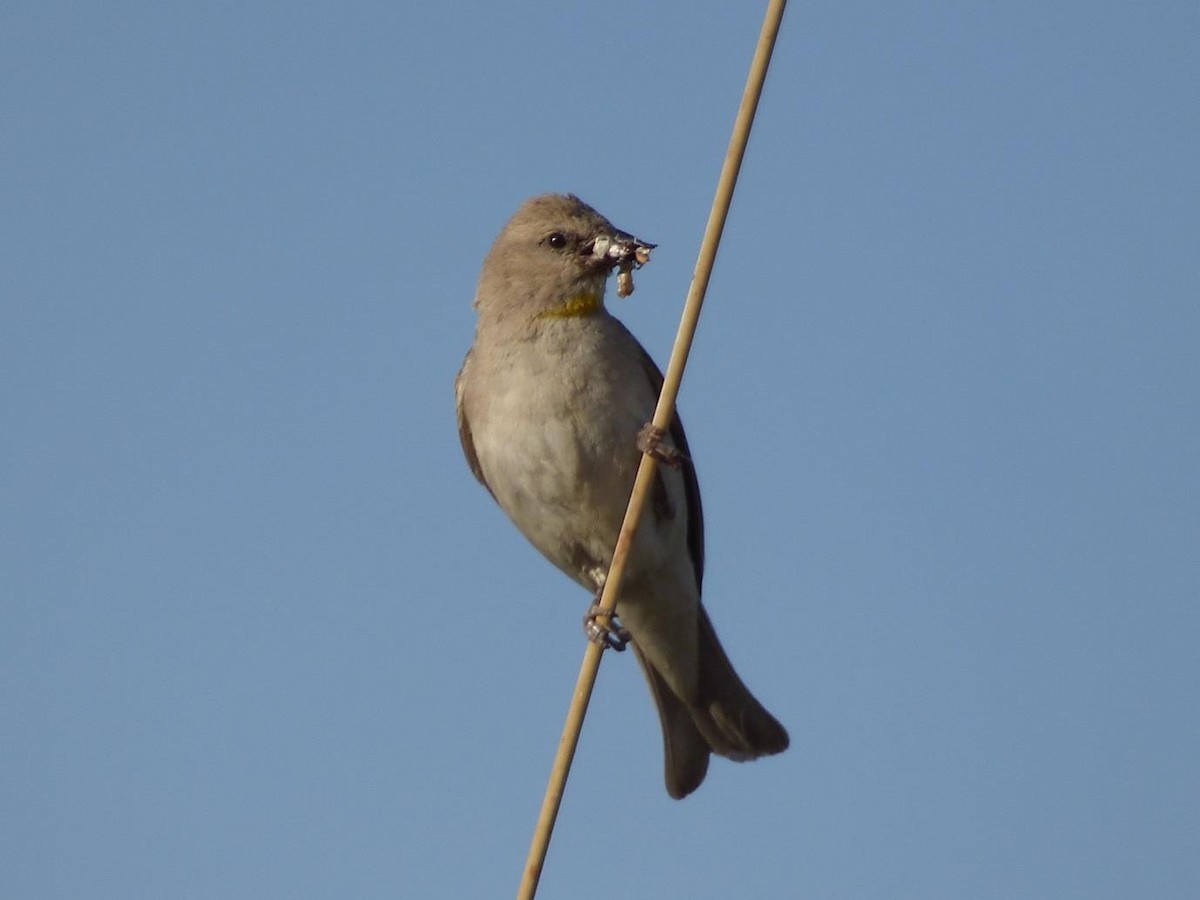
636 423 688 469
583 599 631 652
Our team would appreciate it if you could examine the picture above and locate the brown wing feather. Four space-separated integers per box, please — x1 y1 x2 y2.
455 357 496 499
635 346 705 588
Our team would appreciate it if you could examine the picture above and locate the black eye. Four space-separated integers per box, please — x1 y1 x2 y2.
545 232 568 249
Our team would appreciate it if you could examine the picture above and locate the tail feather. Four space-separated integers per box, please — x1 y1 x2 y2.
694 604 790 760
632 645 711 799
633 604 788 798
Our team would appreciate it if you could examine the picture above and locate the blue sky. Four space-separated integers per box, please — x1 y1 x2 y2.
3 2 1197 897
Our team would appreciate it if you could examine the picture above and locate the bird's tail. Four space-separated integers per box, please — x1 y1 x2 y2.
634 604 789 798
691 603 790 760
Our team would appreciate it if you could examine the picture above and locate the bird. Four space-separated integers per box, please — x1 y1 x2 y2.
455 193 788 798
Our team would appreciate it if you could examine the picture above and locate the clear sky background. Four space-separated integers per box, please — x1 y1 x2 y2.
3 2 1197 898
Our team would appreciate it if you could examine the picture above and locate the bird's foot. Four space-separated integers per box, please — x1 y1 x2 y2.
636 423 687 469
584 602 631 652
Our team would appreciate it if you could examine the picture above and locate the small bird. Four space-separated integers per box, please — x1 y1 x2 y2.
455 194 788 798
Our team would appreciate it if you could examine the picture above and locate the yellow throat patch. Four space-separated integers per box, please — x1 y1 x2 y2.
537 292 602 320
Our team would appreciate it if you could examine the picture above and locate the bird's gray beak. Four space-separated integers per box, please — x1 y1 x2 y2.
582 231 656 270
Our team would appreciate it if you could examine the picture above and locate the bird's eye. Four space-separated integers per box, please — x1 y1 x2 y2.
545 232 568 249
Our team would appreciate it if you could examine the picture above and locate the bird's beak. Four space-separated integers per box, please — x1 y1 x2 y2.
582 230 656 270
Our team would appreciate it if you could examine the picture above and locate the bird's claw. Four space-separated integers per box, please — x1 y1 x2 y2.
584 603 631 652
636 423 687 469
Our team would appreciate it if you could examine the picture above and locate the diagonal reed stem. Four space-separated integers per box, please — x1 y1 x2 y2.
517 2 788 896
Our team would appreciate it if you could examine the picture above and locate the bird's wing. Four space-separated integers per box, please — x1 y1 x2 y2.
454 357 496 500
636 344 706 589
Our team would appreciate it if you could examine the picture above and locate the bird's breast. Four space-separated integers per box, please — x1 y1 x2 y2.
468 328 657 586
